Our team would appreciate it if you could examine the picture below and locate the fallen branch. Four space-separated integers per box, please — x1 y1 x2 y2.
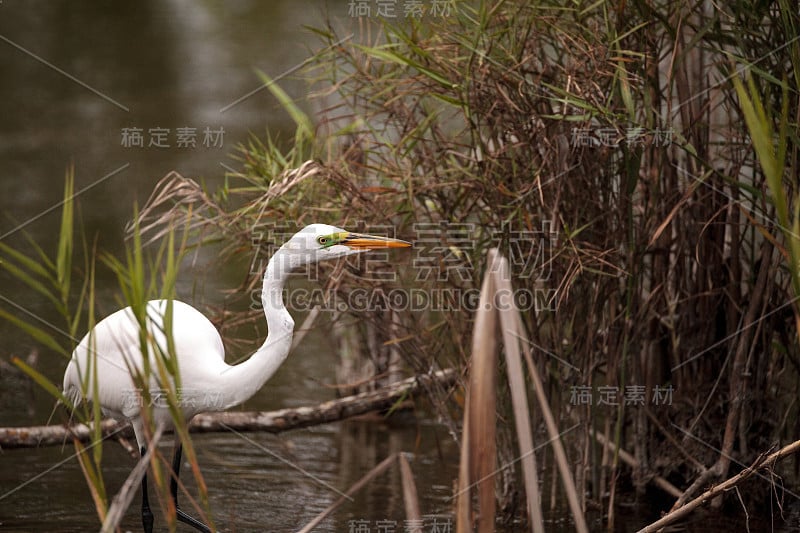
0 369 456 449
636 438 800 533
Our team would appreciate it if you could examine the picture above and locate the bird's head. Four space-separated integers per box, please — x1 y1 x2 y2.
276 223 411 270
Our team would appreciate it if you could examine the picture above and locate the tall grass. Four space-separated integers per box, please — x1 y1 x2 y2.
0 171 213 529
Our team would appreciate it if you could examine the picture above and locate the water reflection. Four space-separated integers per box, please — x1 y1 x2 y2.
195 418 459 531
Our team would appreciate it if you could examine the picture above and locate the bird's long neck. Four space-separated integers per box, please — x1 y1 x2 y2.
222 249 296 408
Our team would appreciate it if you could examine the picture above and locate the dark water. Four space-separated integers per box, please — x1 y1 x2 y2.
0 2 793 532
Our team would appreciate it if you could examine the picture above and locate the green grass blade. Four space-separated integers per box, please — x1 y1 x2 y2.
0 252 62 311
12 356 73 407
255 70 314 141
0 307 67 356
56 169 75 298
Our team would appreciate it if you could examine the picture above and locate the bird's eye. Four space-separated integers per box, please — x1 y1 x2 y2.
317 236 329 246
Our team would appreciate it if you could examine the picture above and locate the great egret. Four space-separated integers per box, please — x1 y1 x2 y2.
62 223 411 533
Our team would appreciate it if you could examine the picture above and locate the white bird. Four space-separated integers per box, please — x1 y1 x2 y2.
62 223 411 533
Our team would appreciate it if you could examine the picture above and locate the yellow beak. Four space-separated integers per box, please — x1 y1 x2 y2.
342 233 412 249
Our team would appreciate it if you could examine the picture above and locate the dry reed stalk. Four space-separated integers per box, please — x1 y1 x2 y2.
455 388 472 533
491 251 544 533
513 302 589 533
398 453 422 523
467 252 498 533
458 249 589 532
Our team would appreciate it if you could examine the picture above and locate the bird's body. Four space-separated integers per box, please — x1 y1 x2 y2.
63 300 243 433
61 223 410 533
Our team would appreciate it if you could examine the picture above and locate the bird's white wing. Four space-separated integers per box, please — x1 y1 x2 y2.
62 300 225 420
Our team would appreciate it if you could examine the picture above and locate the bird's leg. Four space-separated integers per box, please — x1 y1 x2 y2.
170 443 212 533
140 446 154 533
